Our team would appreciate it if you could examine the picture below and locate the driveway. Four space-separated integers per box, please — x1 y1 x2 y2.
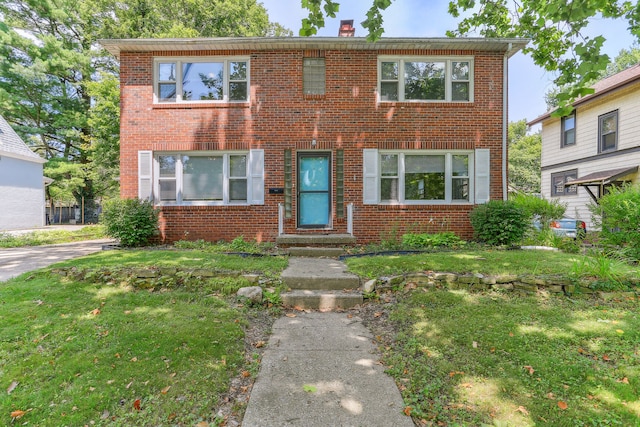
0 239 114 282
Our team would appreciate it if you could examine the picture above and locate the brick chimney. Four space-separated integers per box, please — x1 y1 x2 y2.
338 20 355 37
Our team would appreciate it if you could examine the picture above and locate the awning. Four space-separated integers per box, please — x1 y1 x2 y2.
565 165 638 203
566 166 638 186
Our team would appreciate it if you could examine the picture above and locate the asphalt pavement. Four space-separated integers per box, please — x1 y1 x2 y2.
0 239 113 282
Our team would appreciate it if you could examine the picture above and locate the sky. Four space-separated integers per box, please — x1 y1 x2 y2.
260 0 637 126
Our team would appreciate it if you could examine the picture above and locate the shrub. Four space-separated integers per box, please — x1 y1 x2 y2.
469 200 528 246
402 232 464 248
510 193 566 224
101 198 159 247
590 184 640 260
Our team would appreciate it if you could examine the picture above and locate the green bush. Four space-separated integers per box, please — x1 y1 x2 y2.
590 184 640 260
101 198 159 247
469 200 528 246
510 193 566 224
402 232 464 248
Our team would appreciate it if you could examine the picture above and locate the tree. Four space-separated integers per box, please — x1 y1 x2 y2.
508 120 541 193
299 0 640 116
0 0 289 221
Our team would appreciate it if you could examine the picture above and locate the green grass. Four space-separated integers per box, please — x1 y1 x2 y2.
344 249 638 283
0 225 106 248
0 249 287 426
381 290 640 426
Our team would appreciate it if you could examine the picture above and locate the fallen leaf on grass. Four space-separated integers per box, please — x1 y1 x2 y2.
374 312 383 318
616 377 629 384
516 406 529 415
460 383 473 388
161 386 171 394
285 313 296 318
472 341 478 348
91 308 101 316
449 371 464 377
403 406 412 416
196 422 209 427
602 354 611 361
7 381 19 394
133 399 141 410
254 340 266 348
11 410 26 419
523 366 535 375
557 401 568 410
616 329 624 334
130 357 138 362
241 371 251 378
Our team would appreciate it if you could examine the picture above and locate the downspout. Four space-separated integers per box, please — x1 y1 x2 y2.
502 43 513 200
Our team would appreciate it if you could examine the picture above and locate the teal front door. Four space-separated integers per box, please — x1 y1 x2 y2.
298 153 331 228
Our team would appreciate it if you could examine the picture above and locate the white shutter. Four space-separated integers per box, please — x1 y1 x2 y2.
249 149 264 205
138 150 153 201
474 149 490 204
363 149 379 204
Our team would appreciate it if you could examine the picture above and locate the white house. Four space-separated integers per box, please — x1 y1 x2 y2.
528 64 640 228
0 115 47 230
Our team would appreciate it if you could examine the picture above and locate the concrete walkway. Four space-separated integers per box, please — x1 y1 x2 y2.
0 239 113 282
243 259 414 426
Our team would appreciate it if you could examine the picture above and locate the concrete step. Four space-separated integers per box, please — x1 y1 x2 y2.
281 257 360 291
281 290 363 310
286 247 345 258
276 234 356 247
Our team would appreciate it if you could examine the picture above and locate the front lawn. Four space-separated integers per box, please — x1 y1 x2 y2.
0 225 106 248
0 250 286 426
367 290 640 426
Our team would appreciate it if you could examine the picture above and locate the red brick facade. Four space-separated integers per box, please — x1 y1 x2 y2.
116 39 517 244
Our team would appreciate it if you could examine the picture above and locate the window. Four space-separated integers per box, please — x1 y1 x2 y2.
155 153 248 204
378 151 472 203
154 58 248 103
598 110 618 152
551 169 578 197
379 57 472 102
303 58 325 95
561 112 576 147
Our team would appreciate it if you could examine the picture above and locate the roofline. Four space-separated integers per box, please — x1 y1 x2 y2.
528 68 640 126
0 150 47 164
99 36 529 59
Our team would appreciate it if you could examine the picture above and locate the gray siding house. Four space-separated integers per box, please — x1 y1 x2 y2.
0 115 47 230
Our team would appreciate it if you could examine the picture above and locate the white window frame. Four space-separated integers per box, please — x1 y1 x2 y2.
153 57 250 104
377 150 475 205
377 56 474 103
153 152 249 206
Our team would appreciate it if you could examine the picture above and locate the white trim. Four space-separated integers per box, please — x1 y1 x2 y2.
153 56 250 104
363 149 379 204
475 149 491 204
377 56 474 103
138 150 153 200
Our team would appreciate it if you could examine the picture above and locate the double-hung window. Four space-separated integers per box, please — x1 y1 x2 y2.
598 110 618 152
551 169 578 197
154 58 249 103
561 112 576 147
378 151 472 203
379 57 473 102
155 153 248 204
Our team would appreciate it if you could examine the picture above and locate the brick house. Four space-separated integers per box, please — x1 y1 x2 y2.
101 30 526 244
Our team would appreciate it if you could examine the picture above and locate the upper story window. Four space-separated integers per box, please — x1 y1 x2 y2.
378 57 473 102
598 110 618 152
154 58 249 103
561 112 576 147
551 169 578 197
303 58 326 95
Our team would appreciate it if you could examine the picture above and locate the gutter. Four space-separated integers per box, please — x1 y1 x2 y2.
502 42 513 200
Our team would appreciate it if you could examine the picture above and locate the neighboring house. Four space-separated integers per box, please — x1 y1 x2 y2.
529 64 640 229
0 115 47 230
101 27 527 243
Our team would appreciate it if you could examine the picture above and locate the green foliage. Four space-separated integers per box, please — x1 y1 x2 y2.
590 184 640 260
401 232 464 249
0 225 106 248
469 200 528 246
101 198 159 247
510 193 566 224
508 120 541 193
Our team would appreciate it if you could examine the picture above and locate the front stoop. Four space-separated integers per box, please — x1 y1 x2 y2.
280 257 363 310
286 247 345 258
281 290 363 310
276 234 356 247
